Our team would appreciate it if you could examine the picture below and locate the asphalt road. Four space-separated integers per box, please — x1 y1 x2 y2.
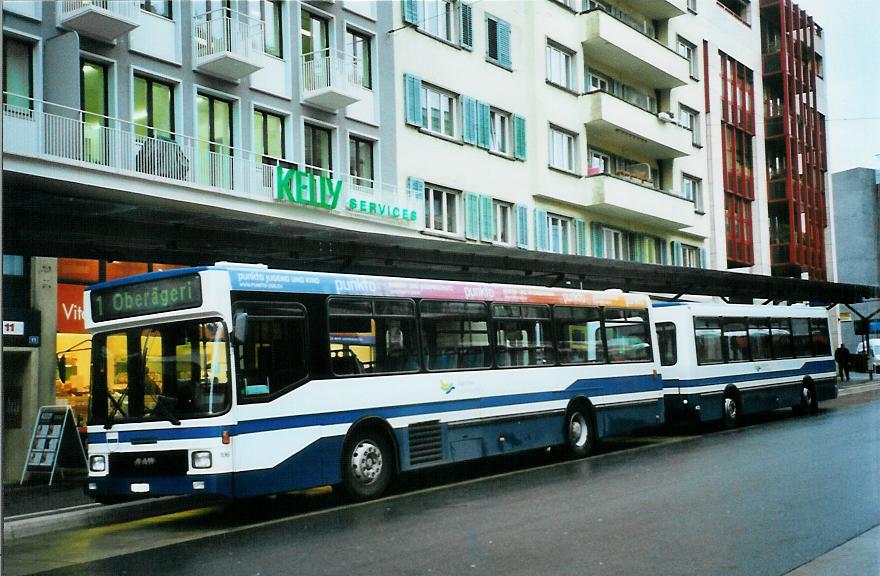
6 393 880 576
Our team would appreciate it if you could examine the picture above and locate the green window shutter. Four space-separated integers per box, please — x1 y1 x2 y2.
671 241 683 266
590 222 604 257
406 176 425 200
700 247 708 269
464 192 480 240
459 2 473 50
513 115 526 160
404 74 422 127
497 18 511 68
534 208 548 252
462 96 477 145
574 219 587 256
660 240 668 265
479 195 494 242
402 0 421 26
476 100 491 149
516 204 529 248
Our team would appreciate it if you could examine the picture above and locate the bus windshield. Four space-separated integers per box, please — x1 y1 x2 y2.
89 319 231 426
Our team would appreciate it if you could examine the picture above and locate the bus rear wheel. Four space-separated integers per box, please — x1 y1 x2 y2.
721 391 740 429
341 431 393 501
796 382 818 415
564 407 595 458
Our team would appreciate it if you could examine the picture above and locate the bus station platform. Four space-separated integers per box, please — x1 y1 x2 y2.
3 373 877 550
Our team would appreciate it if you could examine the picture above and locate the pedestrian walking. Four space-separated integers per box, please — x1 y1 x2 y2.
834 344 851 381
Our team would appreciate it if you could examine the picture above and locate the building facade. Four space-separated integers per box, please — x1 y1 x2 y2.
1 0 831 481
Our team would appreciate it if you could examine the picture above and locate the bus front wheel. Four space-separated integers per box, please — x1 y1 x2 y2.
341 431 393 501
564 407 595 458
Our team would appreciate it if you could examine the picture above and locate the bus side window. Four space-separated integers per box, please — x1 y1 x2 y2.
694 317 723 364
655 322 677 366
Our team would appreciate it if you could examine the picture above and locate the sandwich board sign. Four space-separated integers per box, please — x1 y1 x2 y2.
21 405 87 485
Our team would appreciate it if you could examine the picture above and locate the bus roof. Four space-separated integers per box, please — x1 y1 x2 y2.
89 265 651 309
651 301 828 317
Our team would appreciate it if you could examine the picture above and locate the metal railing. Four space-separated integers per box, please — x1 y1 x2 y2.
2 95 422 228
301 48 366 94
59 0 140 21
192 7 263 64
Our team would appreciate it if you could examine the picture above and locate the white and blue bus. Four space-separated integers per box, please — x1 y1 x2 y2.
84 264 663 502
652 302 836 427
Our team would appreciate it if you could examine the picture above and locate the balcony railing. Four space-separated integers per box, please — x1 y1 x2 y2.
301 48 366 110
193 8 264 80
3 95 421 228
59 0 140 42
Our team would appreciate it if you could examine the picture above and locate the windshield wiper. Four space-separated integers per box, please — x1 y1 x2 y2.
151 394 181 426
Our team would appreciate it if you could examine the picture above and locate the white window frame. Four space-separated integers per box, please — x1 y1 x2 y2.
603 227 625 260
682 244 701 268
548 126 576 172
545 42 573 90
489 108 511 155
420 83 457 138
420 0 455 42
677 37 699 79
679 104 701 146
493 200 513 245
681 173 702 209
425 184 461 235
547 213 572 255
687 0 697 12
587 69 611 93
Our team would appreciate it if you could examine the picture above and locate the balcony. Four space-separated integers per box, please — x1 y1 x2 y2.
58 0 140 43
613 0 687 19
301 49 367 111
2 96 422 231
193 8 264 81
582 174 699 230
582 9 689 89
582 91 693 159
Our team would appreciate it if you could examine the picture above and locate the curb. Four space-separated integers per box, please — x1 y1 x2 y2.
3 494 215 542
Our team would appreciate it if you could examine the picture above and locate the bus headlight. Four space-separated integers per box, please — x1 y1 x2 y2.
191 451 212 469
89 455 106 472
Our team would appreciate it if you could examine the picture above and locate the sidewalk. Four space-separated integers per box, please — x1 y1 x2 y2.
3 373 878 542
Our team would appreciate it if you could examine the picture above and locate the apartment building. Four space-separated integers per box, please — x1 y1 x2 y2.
1 0 830 482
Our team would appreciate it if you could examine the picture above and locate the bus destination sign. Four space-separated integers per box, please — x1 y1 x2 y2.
90 274 203 322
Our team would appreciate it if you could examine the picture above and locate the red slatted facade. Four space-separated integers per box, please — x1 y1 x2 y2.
760 0 828 280
720 52 756 268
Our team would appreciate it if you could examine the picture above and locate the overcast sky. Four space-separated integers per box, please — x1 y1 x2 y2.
793 0 880 173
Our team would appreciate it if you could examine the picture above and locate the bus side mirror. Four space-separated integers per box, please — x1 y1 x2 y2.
233 313 248 345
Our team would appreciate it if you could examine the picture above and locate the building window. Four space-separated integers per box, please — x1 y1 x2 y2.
586 68 611 93
304 123 332 178
301 9 329 60
682 244 702 268
81 60 109 164
548 126 576 172
679 105 701 146
425 185 460 234
493 200 513 245
687 0 697 12
643 237 665 264
420 84 456 138
717 0 750 24
141 0 172 19
253 109 284 163
197 93 233 187
247 0 282 57
346 29 372 90
546 42 573 89
815 54 823 78
3 38 33 110
547 213 571 254
486 14 511 68
349 136 374 187
489 108 510 155
420 0 454 41
677 37 699 79
603 227 625 260
682 173 703 211
134 76 174 140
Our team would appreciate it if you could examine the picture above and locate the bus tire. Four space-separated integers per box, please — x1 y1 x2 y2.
721 389 741 429
341 429 394 501
564 405 595 458
796 379 818 415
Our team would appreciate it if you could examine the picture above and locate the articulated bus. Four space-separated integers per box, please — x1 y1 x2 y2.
652 302 836 427
84 264 664 502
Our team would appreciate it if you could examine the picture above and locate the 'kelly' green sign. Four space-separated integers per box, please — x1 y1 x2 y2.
276 165 341 210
